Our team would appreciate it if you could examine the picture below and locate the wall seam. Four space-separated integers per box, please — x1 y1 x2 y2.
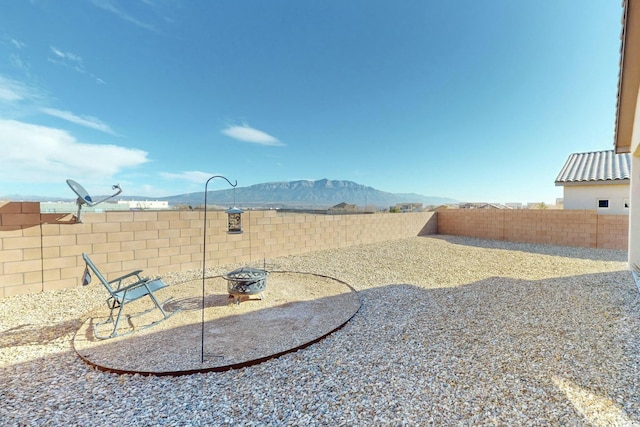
39 215 44 293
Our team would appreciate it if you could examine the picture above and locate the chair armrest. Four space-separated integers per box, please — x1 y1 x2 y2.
113 278 169 303
116 278 153 293
110 270 144 290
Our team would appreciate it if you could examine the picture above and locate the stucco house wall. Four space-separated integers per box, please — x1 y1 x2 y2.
562 183 630 214
614 0 640 268
619 54 640 265
627 96 640 265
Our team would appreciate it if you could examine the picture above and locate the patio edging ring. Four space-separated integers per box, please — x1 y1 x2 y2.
73 271 361 376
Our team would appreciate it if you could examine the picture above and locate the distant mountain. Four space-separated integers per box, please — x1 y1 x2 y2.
2 179 458 208
160 179 457 209
0 194 76 202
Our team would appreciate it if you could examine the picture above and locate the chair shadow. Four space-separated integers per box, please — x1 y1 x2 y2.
165 293 231 311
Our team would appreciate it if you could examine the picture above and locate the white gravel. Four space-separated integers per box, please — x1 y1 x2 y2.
1 235 639 426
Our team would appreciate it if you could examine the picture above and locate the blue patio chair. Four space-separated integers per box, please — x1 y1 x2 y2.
81 253 178 339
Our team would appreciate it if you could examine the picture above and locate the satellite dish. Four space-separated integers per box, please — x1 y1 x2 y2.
67 179 94 205
66 179 123 222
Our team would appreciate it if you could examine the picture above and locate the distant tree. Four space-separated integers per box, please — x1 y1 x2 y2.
389 206 401 213
536 202 548 210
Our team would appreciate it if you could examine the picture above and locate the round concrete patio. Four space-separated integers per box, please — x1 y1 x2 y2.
73 271 361 375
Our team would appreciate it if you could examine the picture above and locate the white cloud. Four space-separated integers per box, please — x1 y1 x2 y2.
50 46 82 63
48 47 105 84
0 75 110 125
0 76 47 119
10 38 25 49
0 75 30 102
160 170 219 184
91 0 157 32
49 46 85 73
0 119 148 183
41 107 117 135
221 124 284 146
0 75 113 135
10 53 29 73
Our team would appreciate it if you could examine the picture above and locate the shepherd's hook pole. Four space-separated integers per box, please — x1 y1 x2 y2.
201 175 237 363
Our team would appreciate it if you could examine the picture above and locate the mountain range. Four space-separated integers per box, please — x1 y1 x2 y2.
160 179 456 209
4 179 457 209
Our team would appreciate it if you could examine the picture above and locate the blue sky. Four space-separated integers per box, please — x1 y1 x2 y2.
0 1 623 204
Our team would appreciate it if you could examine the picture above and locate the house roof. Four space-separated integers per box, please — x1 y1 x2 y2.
330 202 356 209
555 150 631 185
615 0 640 153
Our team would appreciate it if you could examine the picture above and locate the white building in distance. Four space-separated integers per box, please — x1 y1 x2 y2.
117 200 169 210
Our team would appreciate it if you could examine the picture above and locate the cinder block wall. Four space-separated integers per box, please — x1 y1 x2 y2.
0 202 436 298
437 209 628 250
0 202 43 296
2 203 628 299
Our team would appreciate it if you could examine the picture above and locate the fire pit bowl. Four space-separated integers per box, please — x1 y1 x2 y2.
222 267 268 305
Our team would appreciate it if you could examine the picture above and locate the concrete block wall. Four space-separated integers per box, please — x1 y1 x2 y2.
437 209 628 250
0 202 436 298
597 214 629 250
2 203 628 299
0 202 44 297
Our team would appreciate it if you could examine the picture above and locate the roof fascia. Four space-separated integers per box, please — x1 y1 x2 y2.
555 179 631 187
615 0 640 154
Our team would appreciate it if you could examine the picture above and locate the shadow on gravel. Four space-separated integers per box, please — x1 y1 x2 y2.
0 319 83 348
2 269 639 426
349 271 640 425
427 234 628 262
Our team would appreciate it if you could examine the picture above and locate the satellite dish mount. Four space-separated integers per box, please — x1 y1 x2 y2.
66 179 123 223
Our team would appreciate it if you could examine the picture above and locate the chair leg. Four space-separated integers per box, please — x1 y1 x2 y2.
93 300 124 339
93 288 180 339
110 304 127 338
146 290 170 319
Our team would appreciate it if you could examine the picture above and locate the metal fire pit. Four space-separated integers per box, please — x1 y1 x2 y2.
222 267 268 305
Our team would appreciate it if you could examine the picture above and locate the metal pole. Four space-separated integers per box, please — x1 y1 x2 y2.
201 175 237 363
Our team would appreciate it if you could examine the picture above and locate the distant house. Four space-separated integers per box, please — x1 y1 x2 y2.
328 202 358 212
505 202 524 209
395 203 423 212
459 202 508 209
555 150 630 215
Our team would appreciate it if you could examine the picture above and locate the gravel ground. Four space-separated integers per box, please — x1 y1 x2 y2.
1 235 639 426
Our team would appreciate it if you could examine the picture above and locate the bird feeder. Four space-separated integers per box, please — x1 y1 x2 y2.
226 207 244 234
